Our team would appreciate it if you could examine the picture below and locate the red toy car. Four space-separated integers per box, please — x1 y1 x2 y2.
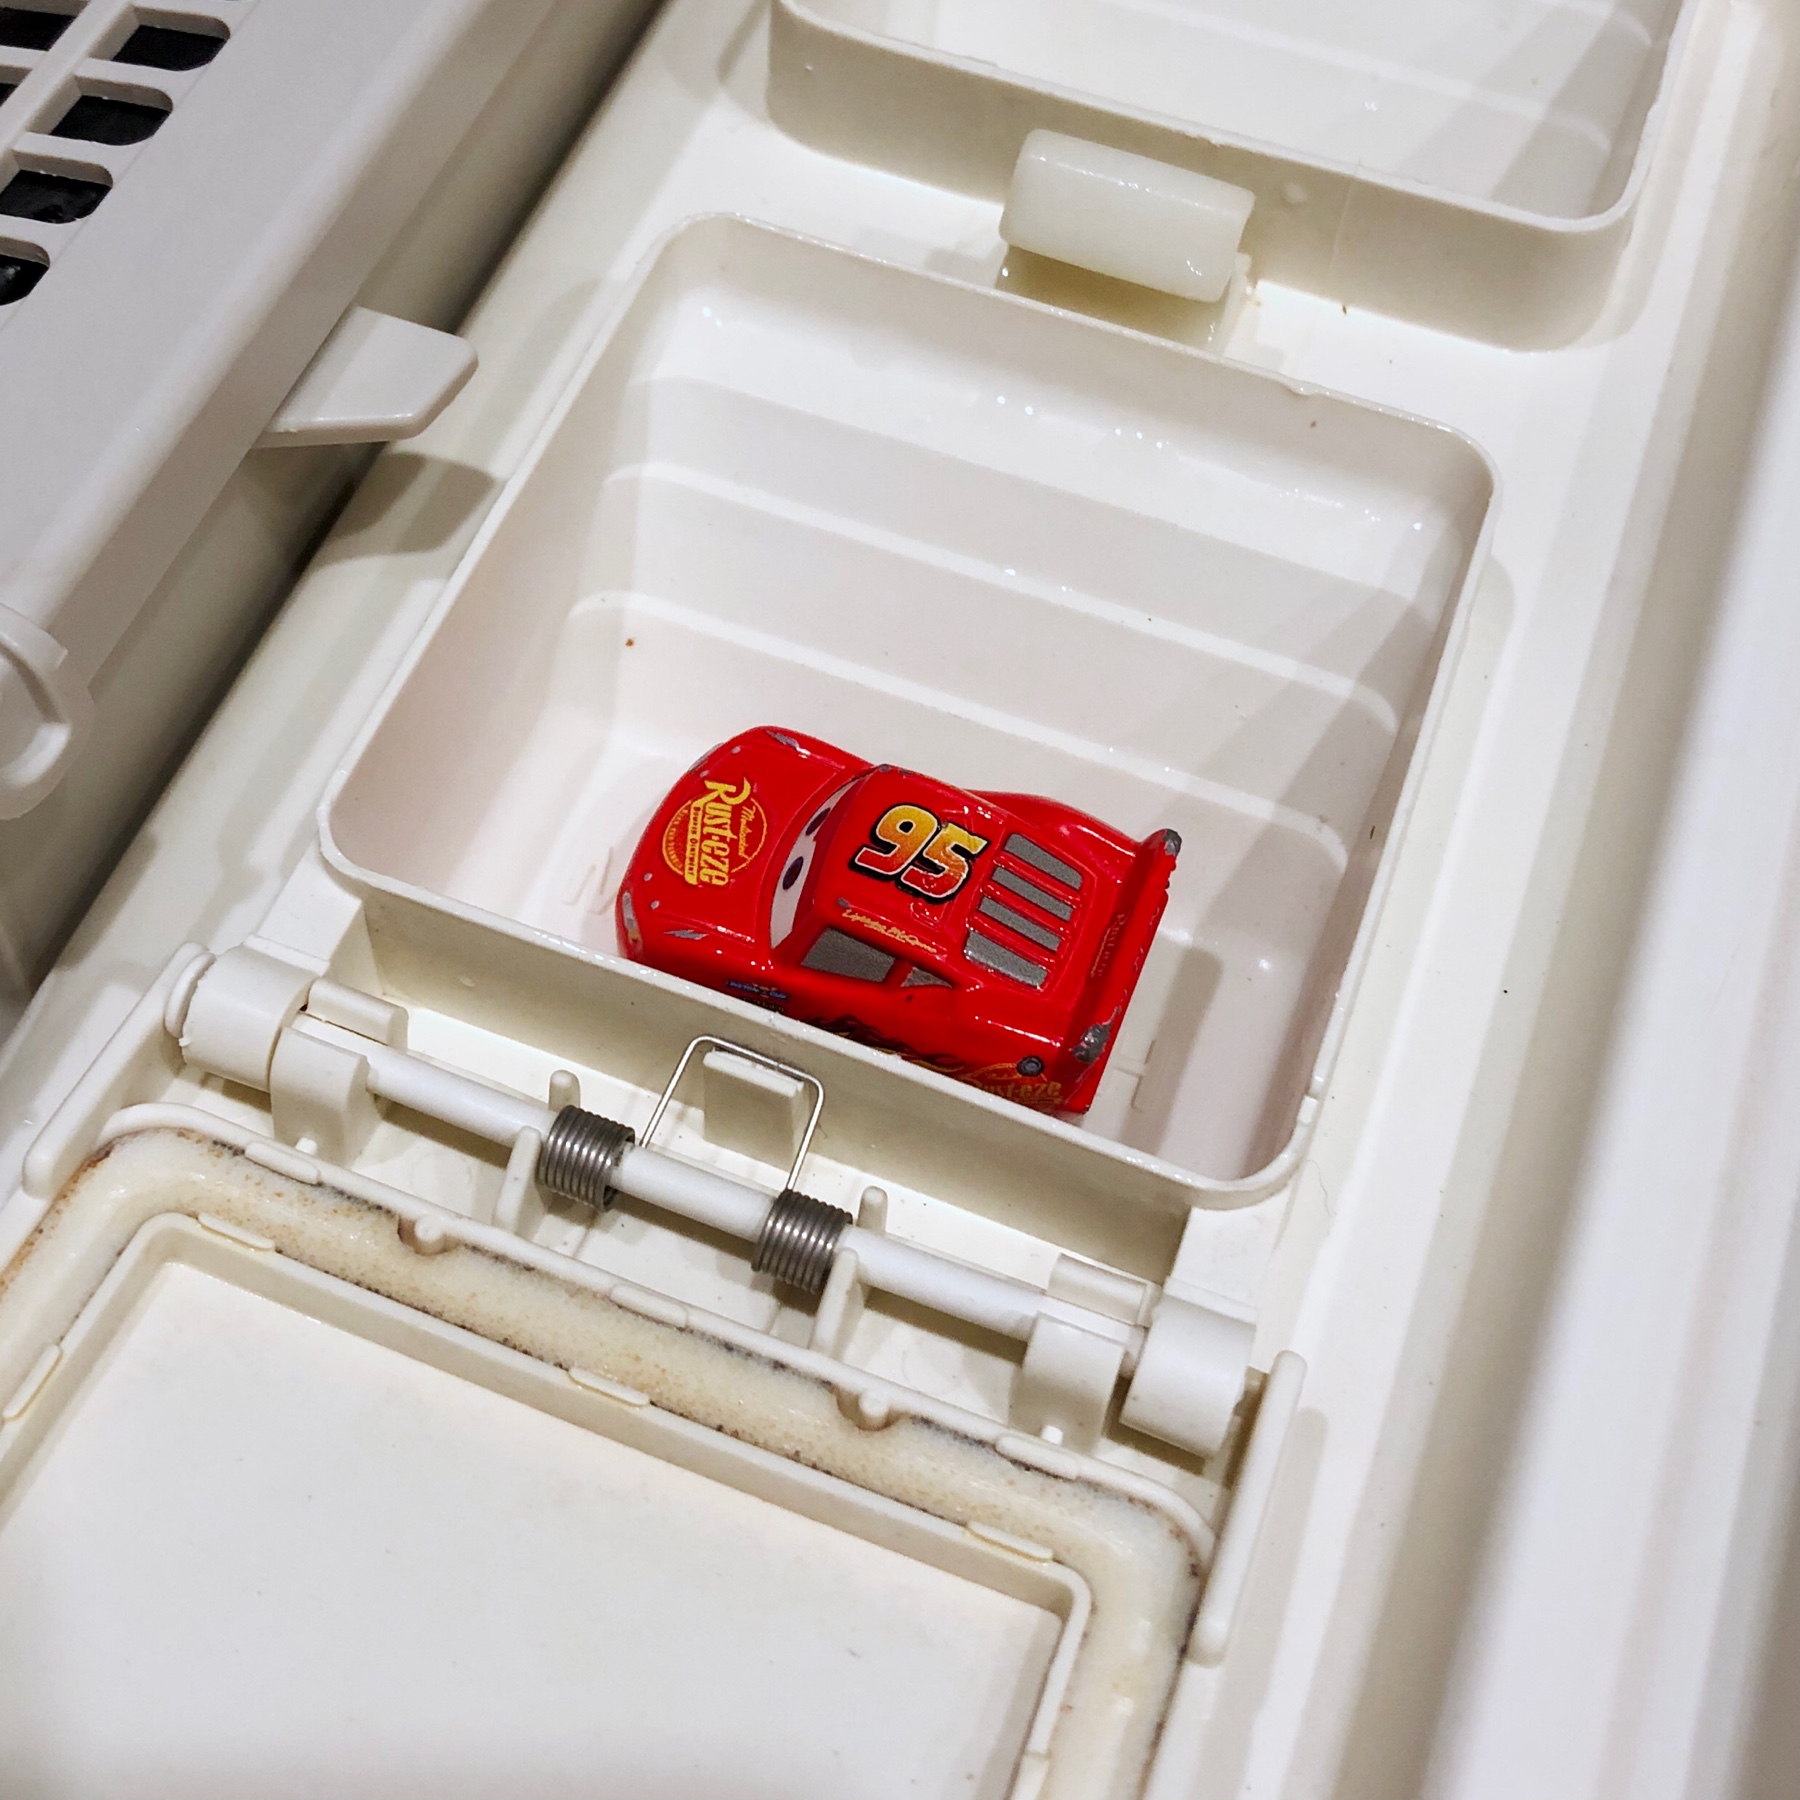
617 728 1179 1114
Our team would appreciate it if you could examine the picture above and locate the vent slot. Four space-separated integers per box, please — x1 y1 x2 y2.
110 20 223 70
0 166 107 221
51 92 167 143
0 7 73 51
0 245 45 302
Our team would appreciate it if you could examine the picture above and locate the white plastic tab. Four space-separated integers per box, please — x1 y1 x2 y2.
304 978 408 1051
810 1248 866 1361
1119 1294 1255 1459
701 1047 810 1171
491 1127 544 1237
256 309 478 450
566 1367 651 1408
1000 131 1254 303
268 1028 378 1166
195 1215 279 1255
1046 1254 1154 1328
1012 1313 1128 1455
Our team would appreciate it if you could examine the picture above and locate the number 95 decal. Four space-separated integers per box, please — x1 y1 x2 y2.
853 804 990 901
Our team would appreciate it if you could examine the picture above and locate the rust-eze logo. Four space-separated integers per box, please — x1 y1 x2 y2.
663 776 767 887
970 1063 1064 1111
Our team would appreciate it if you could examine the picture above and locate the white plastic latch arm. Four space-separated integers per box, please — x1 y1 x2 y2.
256 307 477 449
1000 131 1254 303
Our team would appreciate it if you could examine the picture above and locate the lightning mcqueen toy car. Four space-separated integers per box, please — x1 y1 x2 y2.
617 727 1180 1113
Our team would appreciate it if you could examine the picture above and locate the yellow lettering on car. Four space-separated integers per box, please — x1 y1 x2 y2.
663 777 767 887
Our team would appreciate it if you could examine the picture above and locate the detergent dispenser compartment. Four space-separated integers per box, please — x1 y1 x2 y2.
324 217 1494 1229
768 0 1705 342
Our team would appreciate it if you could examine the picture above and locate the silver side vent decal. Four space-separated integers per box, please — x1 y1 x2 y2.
965 928 1048 988
978 894 1061 953
990 863 1074 921
902 966 953 988
1003 833 1083 890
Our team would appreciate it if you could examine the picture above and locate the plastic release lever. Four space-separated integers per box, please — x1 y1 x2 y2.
255 307 478 449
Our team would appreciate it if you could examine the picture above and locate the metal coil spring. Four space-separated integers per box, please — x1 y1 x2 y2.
753 1189 852 1296
536 1105 636 1210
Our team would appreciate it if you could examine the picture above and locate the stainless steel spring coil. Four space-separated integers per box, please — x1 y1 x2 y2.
753 1188 853 1296
536 1105 636 1209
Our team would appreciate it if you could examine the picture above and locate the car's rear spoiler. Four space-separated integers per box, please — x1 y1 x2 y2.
1066 829 1181 1080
